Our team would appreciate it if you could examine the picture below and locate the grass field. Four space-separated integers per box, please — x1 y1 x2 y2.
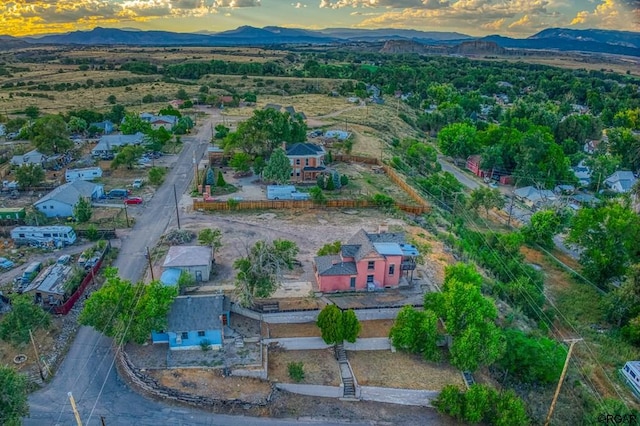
348 350 464 390
268 348 341 386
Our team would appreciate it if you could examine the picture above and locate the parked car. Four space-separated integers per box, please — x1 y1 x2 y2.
124 196 143 205
107 189 130 199
0 257 14 270
132 179 144 189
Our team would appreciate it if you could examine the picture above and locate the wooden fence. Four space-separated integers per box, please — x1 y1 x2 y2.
194 199 428 214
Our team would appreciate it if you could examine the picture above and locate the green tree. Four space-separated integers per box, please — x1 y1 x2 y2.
389 305 441 361
443 262 483 291
0 294 50 345
498 329 566 384
106 104 126 124
120 113 151 135
403 139 441 175
253 156 265 176
214 124 229 139
24 105 40 120
204 167 215 186
68 116 88 134
309 186 326 204
263 148 292 184
0 365 29 426
148 166 167 185
467 187 505 216
146 127 171 152
198 228 223 262
234 239 298 307
31 115 72 154
111 145 144 169
437 122 478 165
567 201 640 286
73 197 93 223
521 209 563 248
216 170 226 187
605 264 640 328
316 305 361 344
176 88 189 100
79 268 177 344
585 154 621 191
177 271 195 294
229 152 252 174
15 163 45 188
341 309 361 343
317 241 341 256
107 94 117 104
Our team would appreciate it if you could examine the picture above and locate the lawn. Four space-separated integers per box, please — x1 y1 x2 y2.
348 350 464 390
268 348 341 386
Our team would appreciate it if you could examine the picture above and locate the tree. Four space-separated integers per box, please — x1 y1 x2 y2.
0 294 50 345
146 127 171 151
253 156 265 176
262 148 292 184
107 94 117 104
148 166 167 185
31 115 72 154
176 88 189 100
177 271 195 294
24 105 40 120
567 201 640 286
403 139 441 175
389 305 441 361
204 167 215 186
437 122 478 165
67 116 88 134
111 145 144 169
316 305 361 344
79 268 177 344
309 186 326 204
234 239 298 306
216 170 226 187
15 163 45 188
521 209 563 248
198 228 223 262
605 264 640 328
214 124 229 139
0 365 29 426
120 113 151 135
498 329 566 384
317 241 341 256
105 104 126 124
74 197 92 223
229 152 252 174
467 187 505 216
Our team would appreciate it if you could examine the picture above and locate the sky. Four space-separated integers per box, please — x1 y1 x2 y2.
1 0 639 38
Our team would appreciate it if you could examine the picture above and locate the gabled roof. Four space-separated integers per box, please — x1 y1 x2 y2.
514 186 556 203
605 171 637 192
286 143 325 157
264 104 282 111
35 180 101 207
167 295 225 332
342 229 415 262
315 255 357 276
163 245 211 268
11 149 45 166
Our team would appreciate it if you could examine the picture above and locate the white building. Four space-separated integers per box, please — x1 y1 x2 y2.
162 246 212 282
34 180 104 218
65 167 103 182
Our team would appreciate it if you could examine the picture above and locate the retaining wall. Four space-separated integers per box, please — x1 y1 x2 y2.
359 386 439 407
275 383 343 398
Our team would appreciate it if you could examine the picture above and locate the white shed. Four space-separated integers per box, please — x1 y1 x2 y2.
65 167 103 182
162 246 212 282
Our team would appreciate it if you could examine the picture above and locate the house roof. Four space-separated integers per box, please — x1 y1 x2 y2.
163 245 211 268
35 180 101 207
315 255 357 276
25 264 72 295
514 186 556 203
11 149 45 166
93 132 144 152
373 242 404 256
167 295 225 332
605 171 637 192
150 115 178 125
264 104 282 111
286 143 325 157
341 245 359 258
345 229 409 262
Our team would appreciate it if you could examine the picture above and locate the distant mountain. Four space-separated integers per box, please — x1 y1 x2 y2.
3 26 639 57
0 35 30 50
480 30 640 57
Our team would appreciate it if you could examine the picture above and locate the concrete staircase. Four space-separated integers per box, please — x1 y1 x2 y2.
335 343 357 399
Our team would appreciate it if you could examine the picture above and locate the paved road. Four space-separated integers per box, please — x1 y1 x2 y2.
438 157 480 190
25 110 330 426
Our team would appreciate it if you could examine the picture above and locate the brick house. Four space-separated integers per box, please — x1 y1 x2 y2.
285 142 327 183
314 227 419 292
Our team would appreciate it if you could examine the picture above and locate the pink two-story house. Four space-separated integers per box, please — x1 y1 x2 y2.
314 228 419 293
286 142 326 183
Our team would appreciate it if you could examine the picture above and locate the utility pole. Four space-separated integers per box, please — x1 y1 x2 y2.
173 184 181 230
123 203 129 228
146 246 155 281
544 339 582 426
68 392 83 426
29 329 44 380
507 198 514 227
101 416 107 426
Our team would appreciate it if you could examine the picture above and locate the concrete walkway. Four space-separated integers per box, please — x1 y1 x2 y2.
263 337 392 351
360 387 439 407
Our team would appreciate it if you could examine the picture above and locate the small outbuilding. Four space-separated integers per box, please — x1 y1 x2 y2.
162 245 212 282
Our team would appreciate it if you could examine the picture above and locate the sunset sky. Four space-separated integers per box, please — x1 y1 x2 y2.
1 0 638 38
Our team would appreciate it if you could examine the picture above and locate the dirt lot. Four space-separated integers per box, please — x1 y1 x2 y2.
348 350 464 391
147 368 272 404
268 347 341 386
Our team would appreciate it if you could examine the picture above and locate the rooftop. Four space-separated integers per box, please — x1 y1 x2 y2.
35 180 101 206
167 295 225 332
315 255 357 276
25 264 72 295
163 245 211 268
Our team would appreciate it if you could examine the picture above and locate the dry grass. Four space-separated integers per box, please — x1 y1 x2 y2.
359 319 395 338
266 322 321 338
148 368 272 403
477 55 640 77
348 350 464 390
268 348 341 386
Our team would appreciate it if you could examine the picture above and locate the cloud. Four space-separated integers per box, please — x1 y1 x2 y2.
292 2 307 8
569 0 638 30
508 14 531 28
214 0 261 7
482 18 505 31
319 0 449 10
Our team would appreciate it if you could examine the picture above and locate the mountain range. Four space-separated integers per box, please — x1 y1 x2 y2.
2 26 639 57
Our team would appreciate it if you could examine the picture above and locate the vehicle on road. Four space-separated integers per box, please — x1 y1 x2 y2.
0 257 14 270
124 196 143 205
21 261 42 286
132 178 144 189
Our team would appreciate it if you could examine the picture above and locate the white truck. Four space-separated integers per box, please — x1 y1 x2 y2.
266 185 310 201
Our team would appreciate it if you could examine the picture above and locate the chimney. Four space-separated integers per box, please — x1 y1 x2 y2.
378 222 388 234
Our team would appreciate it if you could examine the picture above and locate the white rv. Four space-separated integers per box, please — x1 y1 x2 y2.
11 226 77 247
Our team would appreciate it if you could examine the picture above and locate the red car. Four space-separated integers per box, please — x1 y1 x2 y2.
124 197 143 205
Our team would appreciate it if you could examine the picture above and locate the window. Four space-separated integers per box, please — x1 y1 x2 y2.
43 233 51 238
389 264 395 275
296 159 300 165
42 206 47 209
350 277 356 289
367 261 375 270
366 275 374 283
197 331 205 337
181 332 188 340
305 158 309 166
632 370 637 379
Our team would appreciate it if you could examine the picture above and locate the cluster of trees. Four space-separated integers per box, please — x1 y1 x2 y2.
316 304 361 345
0 294 50 345
233 239 299 307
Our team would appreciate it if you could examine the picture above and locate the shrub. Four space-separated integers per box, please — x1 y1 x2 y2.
85 225 99 241
200 339 212 351
288 362 305 382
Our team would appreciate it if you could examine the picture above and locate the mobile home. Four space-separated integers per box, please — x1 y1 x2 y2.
266 185 309 200
65 167 103 182
11 226 77 247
